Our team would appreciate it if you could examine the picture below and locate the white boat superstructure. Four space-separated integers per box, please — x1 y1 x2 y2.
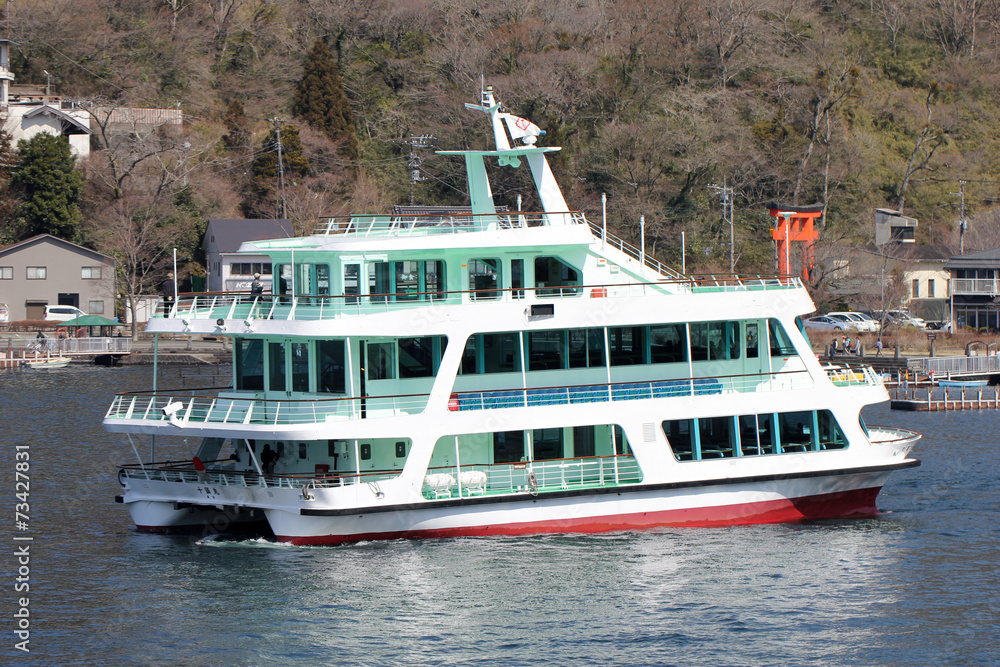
108 86 919 544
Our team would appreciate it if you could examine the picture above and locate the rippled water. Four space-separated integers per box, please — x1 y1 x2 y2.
1 366 997 666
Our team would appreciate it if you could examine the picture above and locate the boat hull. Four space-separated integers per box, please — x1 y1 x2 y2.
123 499 267 535
269 467 906 546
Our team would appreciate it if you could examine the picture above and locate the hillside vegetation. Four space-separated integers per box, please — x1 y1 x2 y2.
6 0 1000 293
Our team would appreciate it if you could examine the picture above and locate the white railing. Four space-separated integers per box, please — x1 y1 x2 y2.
908 354 1000 376
867 427 921 445
312 211 587 237
824 364 882 387
951 278 1000 295
118 464 401 490
587 220 684 279
421 454 643 500
105 391 430 426
450 370 820 412
156 274 803 323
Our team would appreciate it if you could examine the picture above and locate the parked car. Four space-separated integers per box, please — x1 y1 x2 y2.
0 302 8 323
885 310 927 329
825 312 869 332
43 305 86 322
803 316 849 332
851 312 882 332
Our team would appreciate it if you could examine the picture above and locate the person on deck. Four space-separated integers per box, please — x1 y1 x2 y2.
261 444 278 474
160 272 176 308
250 272 264 296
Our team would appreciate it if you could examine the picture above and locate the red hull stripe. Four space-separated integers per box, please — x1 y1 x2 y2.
278 486 883 546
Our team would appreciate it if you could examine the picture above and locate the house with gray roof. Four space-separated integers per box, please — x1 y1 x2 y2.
0 234 116 321
202 219 294 292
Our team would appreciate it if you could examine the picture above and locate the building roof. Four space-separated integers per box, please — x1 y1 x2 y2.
22 105 93 135
203 219 294 254
944 247 1000 270
0 234 113 262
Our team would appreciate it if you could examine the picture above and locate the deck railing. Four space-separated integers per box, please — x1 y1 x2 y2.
105 389 430 426
823 363 883 387
907 354 1000 376
420 454 642 500
117 453 641 498
118 461 402 490
312 210 588 237
106 367 865 429
154 275 802 323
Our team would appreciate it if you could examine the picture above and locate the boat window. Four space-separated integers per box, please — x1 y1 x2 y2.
483 333 521 373
425 260 445 300
532 428 564 460
394 261 420 301
738 413 774 456
609 326 646 366
494 430 525 463
534 256 581 297
316 340 345 393
398 336 446 378
470 259 501 300
568 328 605 368
650 324 686 363
369 262 392 303
777 411 813 452
663 419 695 460
268 342 286 391
235 338 264 390
699 416 736 458
290 342 310 392
746 322 759 358
665 410 846 462
367 342 396 380
769 319 796 356
819 410 848 450
527 330 565 370
511 258 524 299
344 264 360 304
572 425 596 457
690 321 741 361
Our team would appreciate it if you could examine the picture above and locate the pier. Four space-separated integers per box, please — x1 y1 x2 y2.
891 385 1000 411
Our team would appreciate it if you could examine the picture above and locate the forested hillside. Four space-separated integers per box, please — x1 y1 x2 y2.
5 0 1000 297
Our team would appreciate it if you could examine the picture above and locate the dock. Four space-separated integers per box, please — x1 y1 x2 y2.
891 385 1000 411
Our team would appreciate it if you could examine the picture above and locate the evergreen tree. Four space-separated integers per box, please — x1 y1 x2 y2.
11 134 84 242
0 129 24 244
245 123 311 217
291 38 358 161
222 98 250 152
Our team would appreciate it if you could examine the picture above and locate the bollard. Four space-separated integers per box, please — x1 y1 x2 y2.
894 345 900 359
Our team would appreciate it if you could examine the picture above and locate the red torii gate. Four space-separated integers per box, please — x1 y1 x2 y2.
767 203 822 281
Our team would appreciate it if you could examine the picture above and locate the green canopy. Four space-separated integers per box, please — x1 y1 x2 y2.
59 315 125 327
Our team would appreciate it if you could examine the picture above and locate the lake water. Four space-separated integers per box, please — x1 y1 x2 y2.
2 365 998 666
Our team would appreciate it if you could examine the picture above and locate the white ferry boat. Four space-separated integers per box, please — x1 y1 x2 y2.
108 86 919 545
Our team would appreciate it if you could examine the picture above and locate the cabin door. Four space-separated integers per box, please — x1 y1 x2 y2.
266 339 312 396
742 321 768 378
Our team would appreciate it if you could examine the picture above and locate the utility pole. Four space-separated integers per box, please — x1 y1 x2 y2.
271 117 286 219
404 135 434 206
708 178 735 272
950 180 967 253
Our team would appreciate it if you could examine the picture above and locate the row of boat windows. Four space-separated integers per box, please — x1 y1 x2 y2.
234 337 446 392
662 409 848 461
460 319 794 374
232 318 796 391
266 255 580 301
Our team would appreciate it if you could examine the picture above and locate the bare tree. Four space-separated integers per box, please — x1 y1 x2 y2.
895 84 949 214
705 0 760 90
